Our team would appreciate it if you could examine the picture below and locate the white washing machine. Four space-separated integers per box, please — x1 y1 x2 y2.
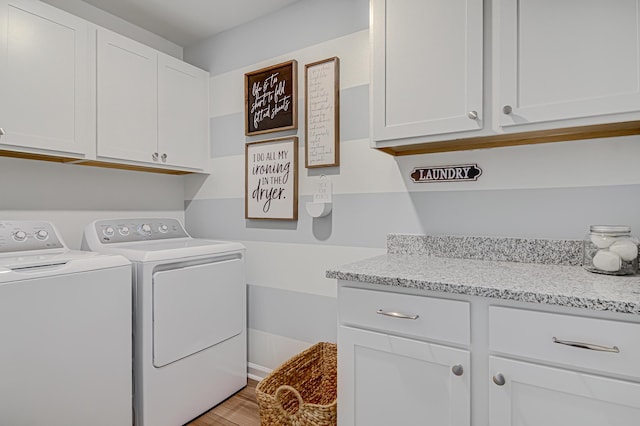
0 220 132 426
82 218 247 426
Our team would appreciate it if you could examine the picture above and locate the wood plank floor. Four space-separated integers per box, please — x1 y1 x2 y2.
187 379 261 426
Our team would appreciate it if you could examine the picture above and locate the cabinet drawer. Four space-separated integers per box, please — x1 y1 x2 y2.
338 286 470 345
489 306 640 380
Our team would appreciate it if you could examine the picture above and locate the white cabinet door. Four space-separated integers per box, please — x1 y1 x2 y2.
0 0 89 155
371 0 483 142
490 356 640 426
496 0 640 127
158 54 209 170
96 28 157 164
338 326 470 426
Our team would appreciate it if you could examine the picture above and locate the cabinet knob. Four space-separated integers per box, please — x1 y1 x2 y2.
502 105 513 115
492 373 506 386
0 127 5 136
152 152 159 161
467 111 478 120
161 153 167 162
451 364 464 376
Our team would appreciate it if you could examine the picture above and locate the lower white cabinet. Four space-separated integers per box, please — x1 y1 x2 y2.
337 281 640 425
489 356 640 426
337 285 471 426
488 306 640 426
338 326 470 426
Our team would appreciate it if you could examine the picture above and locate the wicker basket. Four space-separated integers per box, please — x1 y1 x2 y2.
256 342 337 426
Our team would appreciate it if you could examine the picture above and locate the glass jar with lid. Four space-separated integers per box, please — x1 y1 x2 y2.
583 225 639 275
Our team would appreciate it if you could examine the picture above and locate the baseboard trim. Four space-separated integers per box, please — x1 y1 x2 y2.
248 362 272 381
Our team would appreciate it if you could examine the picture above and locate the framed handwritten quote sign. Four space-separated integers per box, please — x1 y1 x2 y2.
245 137 299 220
305 57 340 168
245 60 298 136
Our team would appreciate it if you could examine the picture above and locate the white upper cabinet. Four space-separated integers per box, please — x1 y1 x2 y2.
371 0 483 143
373 0 640 153
0 0 90 156
97 28 209 171
158 54 208 170
495 0 640 128
97 28 158 164
0 0 209 173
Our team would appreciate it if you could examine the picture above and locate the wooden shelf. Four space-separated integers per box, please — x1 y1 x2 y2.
0 150 195 175
74 160 193 175
375 121 640 156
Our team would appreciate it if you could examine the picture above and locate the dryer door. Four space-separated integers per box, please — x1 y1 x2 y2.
152 255 244 367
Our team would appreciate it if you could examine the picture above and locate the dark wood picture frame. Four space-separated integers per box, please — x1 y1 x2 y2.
245 136 299 220
245 60 298 136
305 57 340 168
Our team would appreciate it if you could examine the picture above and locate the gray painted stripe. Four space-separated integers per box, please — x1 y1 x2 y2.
248 285 337 343
210 84 369 158
185 184 640 247
184 0 369 75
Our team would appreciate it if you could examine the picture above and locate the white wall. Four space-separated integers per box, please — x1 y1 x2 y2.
0 156 186 250
184 0 640 376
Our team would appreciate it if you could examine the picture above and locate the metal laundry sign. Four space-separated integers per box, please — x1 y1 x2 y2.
410 164 482 183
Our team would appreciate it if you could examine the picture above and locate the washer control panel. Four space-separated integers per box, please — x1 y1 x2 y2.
0 221 64 253
93 218 189 244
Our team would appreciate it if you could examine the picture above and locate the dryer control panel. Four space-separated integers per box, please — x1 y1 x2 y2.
91 218 189 244
0 221 64 253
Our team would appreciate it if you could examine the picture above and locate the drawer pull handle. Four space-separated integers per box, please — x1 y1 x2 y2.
552 337 619 353
376 309 419 320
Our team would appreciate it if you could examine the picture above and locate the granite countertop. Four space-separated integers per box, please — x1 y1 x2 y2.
326 235 640 315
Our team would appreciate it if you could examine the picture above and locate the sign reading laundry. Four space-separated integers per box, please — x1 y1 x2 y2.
410 164 482 183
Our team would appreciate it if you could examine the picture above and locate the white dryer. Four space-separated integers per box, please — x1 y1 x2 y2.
82 218 246 426
0 220 132 426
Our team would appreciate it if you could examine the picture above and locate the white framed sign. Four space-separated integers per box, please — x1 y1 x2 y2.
245 137 299 220
305 57 340 168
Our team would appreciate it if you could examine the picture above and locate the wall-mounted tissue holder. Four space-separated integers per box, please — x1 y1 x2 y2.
306 175 332 218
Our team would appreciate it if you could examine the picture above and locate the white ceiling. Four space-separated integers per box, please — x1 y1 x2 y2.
70 0 302 47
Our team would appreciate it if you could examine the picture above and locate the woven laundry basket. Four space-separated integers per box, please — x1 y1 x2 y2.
256 342 337 426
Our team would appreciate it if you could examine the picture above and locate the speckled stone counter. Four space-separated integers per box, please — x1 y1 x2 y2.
326 234 640 315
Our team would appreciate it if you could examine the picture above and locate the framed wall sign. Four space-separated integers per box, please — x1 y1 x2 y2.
305 57 340 168
245 60 298 136
245 137 299 220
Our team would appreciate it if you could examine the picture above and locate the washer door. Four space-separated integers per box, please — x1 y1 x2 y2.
152 255 244 367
